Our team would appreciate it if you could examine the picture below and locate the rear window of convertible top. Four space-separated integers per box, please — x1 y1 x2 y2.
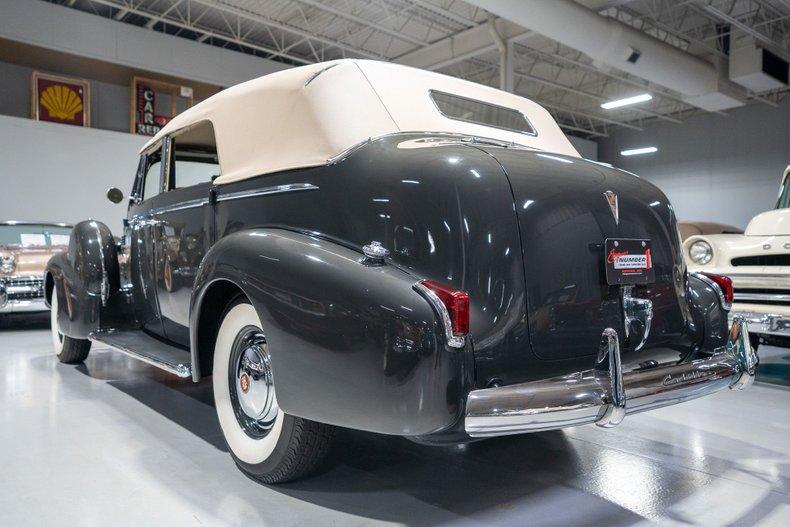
429 90 537 136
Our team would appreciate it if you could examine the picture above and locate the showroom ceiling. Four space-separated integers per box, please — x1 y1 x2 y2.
50 0 790 138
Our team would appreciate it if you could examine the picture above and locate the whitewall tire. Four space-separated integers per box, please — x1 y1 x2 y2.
212 300 335 483
50 291 91 364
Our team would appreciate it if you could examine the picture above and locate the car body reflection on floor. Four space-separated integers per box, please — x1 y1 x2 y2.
0 314 788 526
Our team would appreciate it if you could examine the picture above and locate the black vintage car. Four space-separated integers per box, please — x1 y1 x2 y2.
46 60 757 484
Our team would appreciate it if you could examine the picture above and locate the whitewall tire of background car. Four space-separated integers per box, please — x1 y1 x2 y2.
50 292 91 364
212 300 336 483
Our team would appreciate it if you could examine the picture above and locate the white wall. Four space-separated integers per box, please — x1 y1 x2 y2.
1 0 288 88
568 135 598 161
598 99 790 229
0 115 146 232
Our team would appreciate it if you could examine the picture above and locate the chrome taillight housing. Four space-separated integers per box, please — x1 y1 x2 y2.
414 279 470 348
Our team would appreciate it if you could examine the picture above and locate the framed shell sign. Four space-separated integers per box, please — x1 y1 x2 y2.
31 71 90 127
131 76 194 136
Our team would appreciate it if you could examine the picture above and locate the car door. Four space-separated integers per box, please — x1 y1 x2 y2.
127 141 167 338
152 132 218 346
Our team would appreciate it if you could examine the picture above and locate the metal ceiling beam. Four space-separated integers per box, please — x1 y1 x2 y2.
395 18 529 70
406 0 478 27
511 65 683 124
465 58 643 130
701 4 790 60
86 0 313 64
185 0 384 59
294 0 429 47
515 44 692 108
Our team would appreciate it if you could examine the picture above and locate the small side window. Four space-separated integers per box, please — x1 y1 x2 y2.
142 151 162 201
429 90 536 136
167 121 220 191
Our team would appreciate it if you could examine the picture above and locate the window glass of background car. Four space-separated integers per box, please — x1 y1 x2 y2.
0 225 72 247
429 90 536 135
777 179 790 209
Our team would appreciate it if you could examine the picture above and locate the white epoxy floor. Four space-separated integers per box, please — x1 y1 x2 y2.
1 313 789 526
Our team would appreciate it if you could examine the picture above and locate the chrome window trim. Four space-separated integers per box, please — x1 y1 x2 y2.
692 272 731 311
216 183 319 203
428 89 538 137
412 281 465 349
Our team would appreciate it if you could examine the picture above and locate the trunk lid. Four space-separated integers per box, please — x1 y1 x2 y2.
475 147 692 367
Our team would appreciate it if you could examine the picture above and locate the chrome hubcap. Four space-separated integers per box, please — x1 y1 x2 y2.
229 328 278 439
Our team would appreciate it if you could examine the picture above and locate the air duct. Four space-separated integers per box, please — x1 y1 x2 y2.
467 0 746 111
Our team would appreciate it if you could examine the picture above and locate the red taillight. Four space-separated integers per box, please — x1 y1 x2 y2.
420 279 470 336
701 272 734 305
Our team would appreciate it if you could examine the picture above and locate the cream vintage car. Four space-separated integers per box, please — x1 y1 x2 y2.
684 166 790 350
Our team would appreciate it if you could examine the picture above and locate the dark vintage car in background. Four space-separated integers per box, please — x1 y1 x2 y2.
45 60 757 484
0 221 71 322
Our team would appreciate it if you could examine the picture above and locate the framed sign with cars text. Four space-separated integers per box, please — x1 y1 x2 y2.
130 76 194 136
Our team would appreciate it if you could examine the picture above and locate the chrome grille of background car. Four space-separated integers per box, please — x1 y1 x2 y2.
733 288 790 306
1 277 45 300
731 254 790 266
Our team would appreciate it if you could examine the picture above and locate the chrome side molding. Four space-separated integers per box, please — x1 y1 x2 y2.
216 183 318 203
465 318 757 438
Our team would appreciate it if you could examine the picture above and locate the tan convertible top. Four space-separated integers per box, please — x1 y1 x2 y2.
142 60 579 185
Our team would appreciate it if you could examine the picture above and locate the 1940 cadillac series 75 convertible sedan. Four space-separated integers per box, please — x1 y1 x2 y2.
46 60 757 483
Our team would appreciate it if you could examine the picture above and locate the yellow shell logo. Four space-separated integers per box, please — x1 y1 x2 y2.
40 85 83 121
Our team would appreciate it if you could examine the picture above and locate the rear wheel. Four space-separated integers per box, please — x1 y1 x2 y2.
212 300 335 484
50 292 91 364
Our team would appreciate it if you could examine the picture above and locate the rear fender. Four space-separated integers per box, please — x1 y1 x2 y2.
45 220 121 339
687 273 729 353
190 228 475 436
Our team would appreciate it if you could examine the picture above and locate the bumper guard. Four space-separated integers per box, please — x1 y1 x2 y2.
465 317 757 437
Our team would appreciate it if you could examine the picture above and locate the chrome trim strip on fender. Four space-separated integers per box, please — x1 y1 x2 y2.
464 318 756 437
216 183 319 203
413 281 465 349
151 198 209 216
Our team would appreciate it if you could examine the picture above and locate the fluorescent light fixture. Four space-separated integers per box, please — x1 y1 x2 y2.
601 93 653 109
621 146 658 156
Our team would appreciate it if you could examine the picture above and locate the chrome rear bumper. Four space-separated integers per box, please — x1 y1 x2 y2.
465 317 757 438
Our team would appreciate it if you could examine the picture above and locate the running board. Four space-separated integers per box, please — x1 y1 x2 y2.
90 330 192 378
